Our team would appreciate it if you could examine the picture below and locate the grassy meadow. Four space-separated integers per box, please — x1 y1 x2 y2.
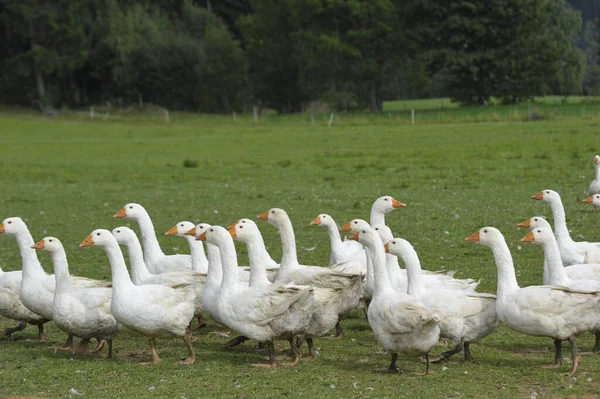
0 101 600 398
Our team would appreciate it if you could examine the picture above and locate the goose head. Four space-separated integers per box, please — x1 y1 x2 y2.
340 218 370 233
531 189 560 204
80 229 116 248
111 226 138 245
197 225 230 246
311 214 336 228
257 208 288 228
114 203 146 219
583 194 600 208
31 236 63 252
517 216 551 230
186 223 212 239
228 218 254 230
372 223 393 242
371 196 406 214
594 155 600 165
465 227 504 248
520 226 554 247
347 227 380 249
0 217 29 236
166 221 196 237
384 237 413 257
228 219 261 242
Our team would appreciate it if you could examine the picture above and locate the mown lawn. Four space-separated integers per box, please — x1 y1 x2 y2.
0 107 599 398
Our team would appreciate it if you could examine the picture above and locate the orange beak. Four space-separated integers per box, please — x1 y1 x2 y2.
311 216 321 225
531 192 544 201
197 231 207 241
79 235 94 247
521 231 535 242
227 221 239 230
31 240 45 250
465 231 480 242
348 232 359 241
384 242 389 253
165 225 178 236
517 219 531 228
0 223 5 234
257 211 269 221
583 196 594 204
228 225 237 238
391 198 406 208
340 222 351 232
184 227 196 236
114 207 127 218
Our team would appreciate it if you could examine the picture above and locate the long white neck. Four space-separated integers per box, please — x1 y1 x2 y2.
277 218 299 270
216 236 240 290
369 209 385 226
540 238 570 286
596 162 600 180
205 242 222 286
134 212 164 262
15 230 46 279
364 247 374 295
490 240 520 300
50 249 72 293
101 241 134 292
121 237 153 284
185 236 208 273
548 199 573 245
365 237 394 296
397 247 424 296
244 236 272 288
323 222 343 252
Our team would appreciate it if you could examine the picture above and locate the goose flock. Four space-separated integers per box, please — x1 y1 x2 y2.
1 156 600 378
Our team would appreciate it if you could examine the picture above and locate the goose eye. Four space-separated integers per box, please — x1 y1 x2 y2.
384 198 388 201
392 241 395 244
129 206 133 209
546 191 549 194
7 221 11 224
180 224 184 227
483 229 488 233
96 232 101 236
49 239 53 242
209 228 214 232
353 221 357 224
271 210 275 214
240 226 243 229
375 228 379 230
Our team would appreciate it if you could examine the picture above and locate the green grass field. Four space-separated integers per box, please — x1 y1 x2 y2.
1 101 600 398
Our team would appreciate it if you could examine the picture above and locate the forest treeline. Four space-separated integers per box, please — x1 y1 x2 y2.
0 0 598 113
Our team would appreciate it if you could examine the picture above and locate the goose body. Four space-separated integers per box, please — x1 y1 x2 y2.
80 229 195 364
33 237 119 356
587 155 600 195
386 238 497 361
532 190 600 265
467 227 600 375
350 226 440 373
114 203 192 273
112 227 206 318
200 226 314 366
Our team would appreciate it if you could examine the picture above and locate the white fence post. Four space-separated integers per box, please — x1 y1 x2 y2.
233 111 237 121
90 106 94 120
328 113 335 127
253 107 258 124
411 109 415 125
164 109 170 123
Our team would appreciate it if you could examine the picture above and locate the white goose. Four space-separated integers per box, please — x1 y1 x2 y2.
532 189 600 264
467 227 600 376
521 227 600 352
587 155 600 195
114 203 192 273
349 227 440 374
199 226 314 367
386 237 497 362
258 208 363 340
80 229 196 365
0 217 108 345
32 237 119 357
226 218 279 270
583 193 600 210
111 226 207 328
311 213 367 272
518 217 600 284
166 221 208 273
0 266 47 338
